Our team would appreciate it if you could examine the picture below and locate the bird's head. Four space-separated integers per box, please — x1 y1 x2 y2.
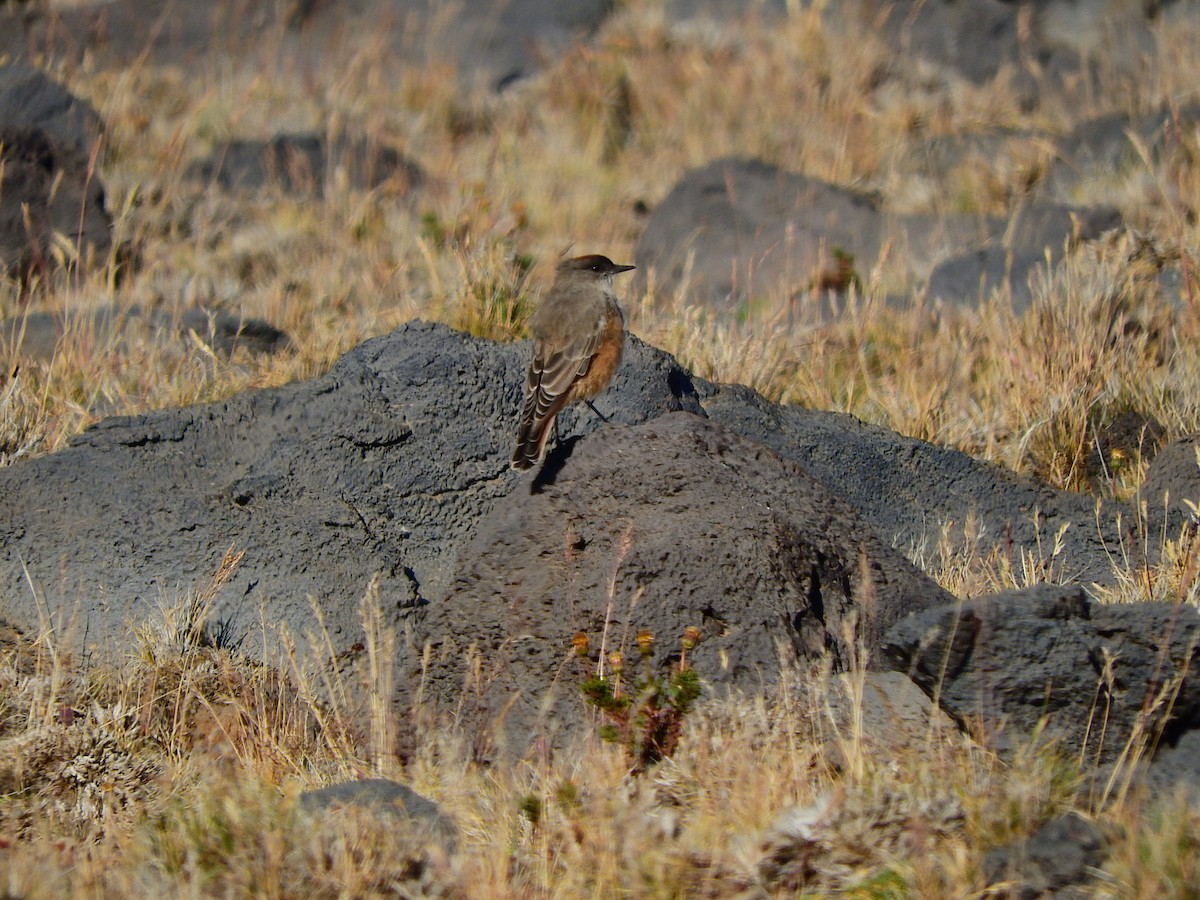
558 254 636 283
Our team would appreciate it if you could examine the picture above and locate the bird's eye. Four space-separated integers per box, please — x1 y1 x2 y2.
591 263 602 271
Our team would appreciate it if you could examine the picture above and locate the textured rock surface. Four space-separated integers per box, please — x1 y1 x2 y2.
2 0 1166 97
634 157 1122 311
1041 103 1200 202
0 63 113 282
412 413 953 753
298 779 458 848
1 304 292 362
981 813 1107 898
0 63 103 157
0 322 697 661
0 124 111 281
925 246 1049 313
0 0 617 91
0 322 1131 665
821 671 963 764
697 382 1124 585
883 584 1200 766
632 158 886 309
186 132 422 196
0 322 1153 763
1139 431 1200 523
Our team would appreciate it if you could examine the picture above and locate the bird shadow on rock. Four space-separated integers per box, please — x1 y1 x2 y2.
530 435 582 492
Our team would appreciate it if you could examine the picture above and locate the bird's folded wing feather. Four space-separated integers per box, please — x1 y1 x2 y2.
523 315 605 420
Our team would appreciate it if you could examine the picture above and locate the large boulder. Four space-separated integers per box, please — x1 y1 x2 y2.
0 322 1141 761
1040 103 1200 202
1 304 292 363
413 413 954 753
0 322 698 661
0 63 103 157
634 158 1121 311
0 65 111 281
633 158 886 310
0 322 1130 666
697 382 1124 586
0 125 111 282
883 584 1200 770
186 132 423 196
0 0 617 92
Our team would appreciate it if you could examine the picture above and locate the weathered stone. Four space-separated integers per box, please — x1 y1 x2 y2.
412 413 953 754
883 584 1200 765
187 132 422 196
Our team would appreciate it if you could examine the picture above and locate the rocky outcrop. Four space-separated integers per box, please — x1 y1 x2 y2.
0 0 618 92
1 304 292 362
0 321 1157 761
0 65 111 283
415 413 953 754
633 158 1122 311
186 133 423 196
883 584 1200 771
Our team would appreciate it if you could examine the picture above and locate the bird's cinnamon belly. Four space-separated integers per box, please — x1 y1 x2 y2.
568 308 624 402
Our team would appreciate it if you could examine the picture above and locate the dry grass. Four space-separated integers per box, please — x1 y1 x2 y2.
1 553 1196 897
2 2 1200 896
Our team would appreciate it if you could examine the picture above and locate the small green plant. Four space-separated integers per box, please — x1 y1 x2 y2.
578 627 703 774
518 793 543 827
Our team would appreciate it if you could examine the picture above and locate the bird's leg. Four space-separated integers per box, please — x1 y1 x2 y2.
585 400 610 423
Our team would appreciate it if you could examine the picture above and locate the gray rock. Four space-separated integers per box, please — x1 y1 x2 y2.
0 63 103 157
0 57 111 283
178 307 294 356
662 0 788 20
1084 409 1165 491
187 132 422 196
1139 431 1200 523
0 322 697 664
697 383 1125 585
296 777 460 894
1 305 136 362
1 304 292 363
867 0 1158 105
0 124 111 283
1042 103 1200 201
922 202 1124 311
820 671 965 769
867 0 1047 94
635 158 1122 312
422 0 617 90
883 584 1200 765
412 413 954 755
1005 202 1122 251
1142 728 1200 802
632 157 885 310
298 778 457 848
925 246 1048 312
982 812 1107 899
0 323 1139 750
0 1 617 92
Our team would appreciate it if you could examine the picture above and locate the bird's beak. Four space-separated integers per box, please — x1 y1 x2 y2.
613 264 636 274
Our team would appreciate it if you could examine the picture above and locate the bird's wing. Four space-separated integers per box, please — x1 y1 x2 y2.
512 311 605 468
526 314 606 406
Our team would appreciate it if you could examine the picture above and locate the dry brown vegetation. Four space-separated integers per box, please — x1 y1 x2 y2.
3 2 1200 896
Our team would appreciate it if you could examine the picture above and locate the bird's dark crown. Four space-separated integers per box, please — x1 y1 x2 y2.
559 254 636 276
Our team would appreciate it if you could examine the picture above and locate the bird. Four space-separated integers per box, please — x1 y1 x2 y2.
511 253 636 470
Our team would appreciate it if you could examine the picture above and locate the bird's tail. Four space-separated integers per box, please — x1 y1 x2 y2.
511 412 556 470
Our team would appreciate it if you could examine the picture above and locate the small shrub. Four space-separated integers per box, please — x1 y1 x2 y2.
578 627 703 774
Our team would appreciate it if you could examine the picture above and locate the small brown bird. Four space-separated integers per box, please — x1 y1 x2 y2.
511 254 636 470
